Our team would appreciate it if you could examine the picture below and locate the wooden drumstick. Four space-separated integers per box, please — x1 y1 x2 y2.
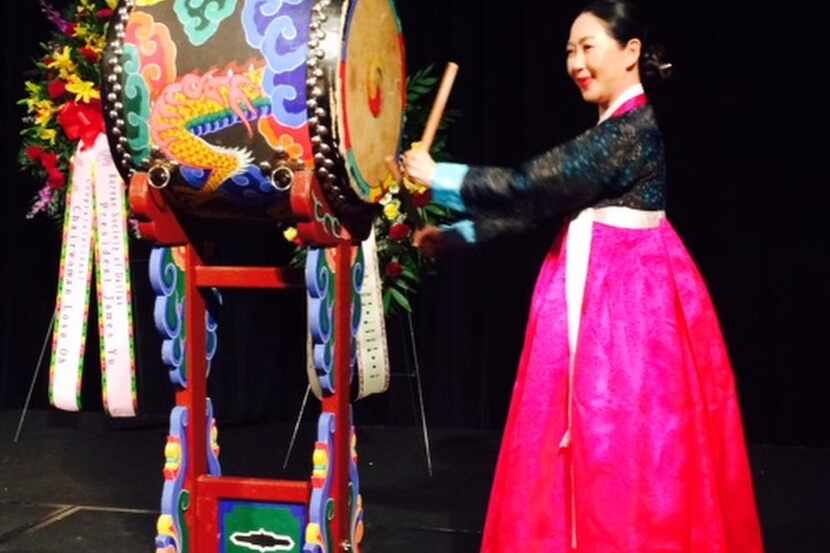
381 63 459 229
419 61 459 150
384 62 459 179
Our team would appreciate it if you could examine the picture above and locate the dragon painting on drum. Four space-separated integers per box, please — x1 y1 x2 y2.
104 0 406 235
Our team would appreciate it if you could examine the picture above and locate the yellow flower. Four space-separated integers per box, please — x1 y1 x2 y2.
106 0 119 8
23 82 43 112
77 0 100 13
381 173 401 197
48 47 77 81
368 186 385 203
382 173 397 188
283 227 299 242
35 110 53 127
25 81 42 97
383 200 401 221
85 37 106 55
66 76 100 103
73 24 92 41
403 176 428 195
34 101 57 126
39 129 58 145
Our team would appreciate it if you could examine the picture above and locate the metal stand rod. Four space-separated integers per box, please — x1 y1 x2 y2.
284 315 434 477
406 311 433 477
13 309 57 443
283 383 312 469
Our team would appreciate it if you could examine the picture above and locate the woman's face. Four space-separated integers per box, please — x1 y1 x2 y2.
566 12 641 107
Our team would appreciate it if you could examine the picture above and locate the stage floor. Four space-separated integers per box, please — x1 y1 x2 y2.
0 410 826 552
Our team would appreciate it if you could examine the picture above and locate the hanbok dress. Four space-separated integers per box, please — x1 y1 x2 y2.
429 84 765 553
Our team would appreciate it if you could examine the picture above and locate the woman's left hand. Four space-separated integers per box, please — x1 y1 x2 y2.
402 147 436 187
412 225 446 258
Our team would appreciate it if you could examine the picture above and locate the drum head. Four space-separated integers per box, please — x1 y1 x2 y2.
338 0 406 203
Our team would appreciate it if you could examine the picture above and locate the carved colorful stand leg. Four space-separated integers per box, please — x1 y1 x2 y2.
138 172 363 553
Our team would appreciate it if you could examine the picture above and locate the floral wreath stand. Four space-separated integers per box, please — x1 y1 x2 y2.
284 309 434 477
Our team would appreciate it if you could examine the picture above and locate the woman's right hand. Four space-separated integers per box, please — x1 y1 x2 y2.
402 147 437 187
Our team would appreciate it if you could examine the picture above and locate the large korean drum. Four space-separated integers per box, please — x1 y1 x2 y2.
101 0 406 237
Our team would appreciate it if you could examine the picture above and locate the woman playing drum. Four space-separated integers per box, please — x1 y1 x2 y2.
403 2 765 551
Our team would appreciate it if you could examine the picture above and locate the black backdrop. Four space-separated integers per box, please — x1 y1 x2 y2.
1 2 822 445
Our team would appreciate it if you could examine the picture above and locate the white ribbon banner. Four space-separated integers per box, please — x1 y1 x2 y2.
50 135 137 417
354 229 390 399
306 230 390 401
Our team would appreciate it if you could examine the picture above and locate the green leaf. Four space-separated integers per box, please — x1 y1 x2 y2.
409 85 434 95
412 78 439 88
388 287 412 313
401 267 420 283
393 279 415 292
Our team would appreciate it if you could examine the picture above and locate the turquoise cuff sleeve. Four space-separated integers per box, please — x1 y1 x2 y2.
430 163 470 213
440 219 476 244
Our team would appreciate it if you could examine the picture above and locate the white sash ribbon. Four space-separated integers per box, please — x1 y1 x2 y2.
354 229 390 399
561 206 666 548
50 135 137 417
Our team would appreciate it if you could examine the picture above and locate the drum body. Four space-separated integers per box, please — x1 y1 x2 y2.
102 0 406 235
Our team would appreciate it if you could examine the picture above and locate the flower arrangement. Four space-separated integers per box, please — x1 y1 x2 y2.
370 65 459 315
18 0 118 219
19 1 458 316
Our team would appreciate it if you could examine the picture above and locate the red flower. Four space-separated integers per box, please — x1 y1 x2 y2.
25 145 65 187
389 223 411 242
64 23 77 38
80 47 100 63
97 8 114 19
412 190 432 208
385 260 403 279
40 152 59 170
58 100 105 149
46 167 66 189
48 79 67 99
25 146 45 162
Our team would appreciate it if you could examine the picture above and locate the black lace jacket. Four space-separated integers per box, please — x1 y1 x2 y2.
457 105 666 242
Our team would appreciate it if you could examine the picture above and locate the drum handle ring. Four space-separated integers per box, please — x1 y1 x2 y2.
148 163 172 190
271 166 295 192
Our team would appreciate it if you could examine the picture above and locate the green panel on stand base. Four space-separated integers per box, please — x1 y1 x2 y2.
220 501 306 553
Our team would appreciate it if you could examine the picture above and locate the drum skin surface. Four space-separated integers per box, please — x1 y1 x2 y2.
340 0 406 203
102 0 405 231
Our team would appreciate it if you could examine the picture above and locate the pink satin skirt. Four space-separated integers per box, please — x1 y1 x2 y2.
480 216 764 552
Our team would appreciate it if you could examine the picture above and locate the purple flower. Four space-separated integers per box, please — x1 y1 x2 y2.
40 1 73 35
